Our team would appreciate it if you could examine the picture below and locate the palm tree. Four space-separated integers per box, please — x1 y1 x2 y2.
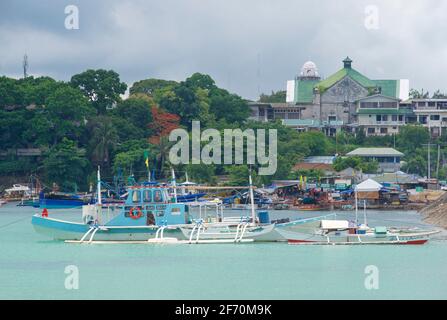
88 116 118 168
153 136 173 178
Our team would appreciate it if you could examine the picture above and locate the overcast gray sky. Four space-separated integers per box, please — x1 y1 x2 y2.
0 0 446 100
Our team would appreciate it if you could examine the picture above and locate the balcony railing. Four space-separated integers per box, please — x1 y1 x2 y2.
375 121 405 125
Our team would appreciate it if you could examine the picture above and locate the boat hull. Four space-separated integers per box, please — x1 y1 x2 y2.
38 198 86 209
277 228 431 245
31 215 187 241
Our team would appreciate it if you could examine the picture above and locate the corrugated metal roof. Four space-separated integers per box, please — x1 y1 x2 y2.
316 67 376 93
346 148 404 157
304 156 336 164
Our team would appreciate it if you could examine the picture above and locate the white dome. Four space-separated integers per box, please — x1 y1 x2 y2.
300 61 319 77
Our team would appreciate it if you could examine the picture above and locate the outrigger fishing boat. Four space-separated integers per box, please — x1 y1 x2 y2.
31 168 298 244
277 219 439 245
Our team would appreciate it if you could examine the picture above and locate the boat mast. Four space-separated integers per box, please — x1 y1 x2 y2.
171 168 177 202
97 166 102 205
249 171 256 225
363 200 367 225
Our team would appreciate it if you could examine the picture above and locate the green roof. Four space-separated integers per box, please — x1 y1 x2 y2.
293 58 402 103
373 80 398 98
357 108 413 115
316 67 377 93
295 79 319 103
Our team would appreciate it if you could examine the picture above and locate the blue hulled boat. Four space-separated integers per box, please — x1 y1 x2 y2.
32 185 192 242
36 191 87 209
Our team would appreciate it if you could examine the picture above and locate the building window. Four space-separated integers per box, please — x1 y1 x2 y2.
380 128 388 134
288 113 300 119
367 128 375 134
419 116 427 124
428 101 436 107
392 115 398 121
418 102 426 107
430 115 440 121
398 115 404 121
360 102 377 108
274 113 285 119
378 102 397 108
382 115 388 121
376 115 382 122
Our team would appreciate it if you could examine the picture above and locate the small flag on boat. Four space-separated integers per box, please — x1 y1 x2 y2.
144 150 149 168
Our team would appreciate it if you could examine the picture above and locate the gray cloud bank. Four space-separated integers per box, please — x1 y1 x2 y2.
1 0 446 100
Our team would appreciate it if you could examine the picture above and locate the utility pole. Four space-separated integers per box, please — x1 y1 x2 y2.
23 54 29 79
436 144 441 179
421 143 436 179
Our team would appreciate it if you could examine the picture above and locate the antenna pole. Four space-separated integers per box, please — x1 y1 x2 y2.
23 54 28 79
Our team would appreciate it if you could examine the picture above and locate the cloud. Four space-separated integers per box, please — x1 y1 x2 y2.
1 0 446 99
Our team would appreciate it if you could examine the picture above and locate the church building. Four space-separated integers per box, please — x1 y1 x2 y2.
284 57 409 136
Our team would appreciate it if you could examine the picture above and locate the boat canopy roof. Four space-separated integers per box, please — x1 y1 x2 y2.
321 220 350 229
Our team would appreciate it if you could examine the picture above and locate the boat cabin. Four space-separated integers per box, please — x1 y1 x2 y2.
105 187 190 227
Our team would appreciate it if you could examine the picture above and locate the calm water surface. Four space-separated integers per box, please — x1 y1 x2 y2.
0 203 446 299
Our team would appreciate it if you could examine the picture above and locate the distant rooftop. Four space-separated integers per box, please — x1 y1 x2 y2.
304 156 336 164
346 148 404 157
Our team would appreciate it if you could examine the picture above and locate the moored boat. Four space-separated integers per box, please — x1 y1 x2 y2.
32 185 191 242
37 191 87 209
277 219 439 245
31 169 314 244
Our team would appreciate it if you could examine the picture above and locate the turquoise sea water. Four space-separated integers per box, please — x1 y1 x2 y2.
0 203 446 300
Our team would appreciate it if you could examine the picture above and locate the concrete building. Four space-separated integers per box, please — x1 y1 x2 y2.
285 57 409 136
356 94 413 136
401 98 447 137
346 147 404 173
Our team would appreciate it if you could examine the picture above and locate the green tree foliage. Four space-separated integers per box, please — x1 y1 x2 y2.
112 97 153 137
409 88 429 99
225 165 257 186
258 90 286 103
396 125 429 153
43 138 89 190
130 78 177 96
296 131 331 156
46 85 94 145
70 69 127 114
432 90 447 99
112 139 153 179
131 73 249 126
333 156 378 173
87 116 118 168
184 164 216 184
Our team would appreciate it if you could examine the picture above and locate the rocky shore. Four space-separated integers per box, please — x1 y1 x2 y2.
421 192 447 229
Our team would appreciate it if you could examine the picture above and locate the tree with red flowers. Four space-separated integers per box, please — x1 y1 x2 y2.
148 106 180 144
